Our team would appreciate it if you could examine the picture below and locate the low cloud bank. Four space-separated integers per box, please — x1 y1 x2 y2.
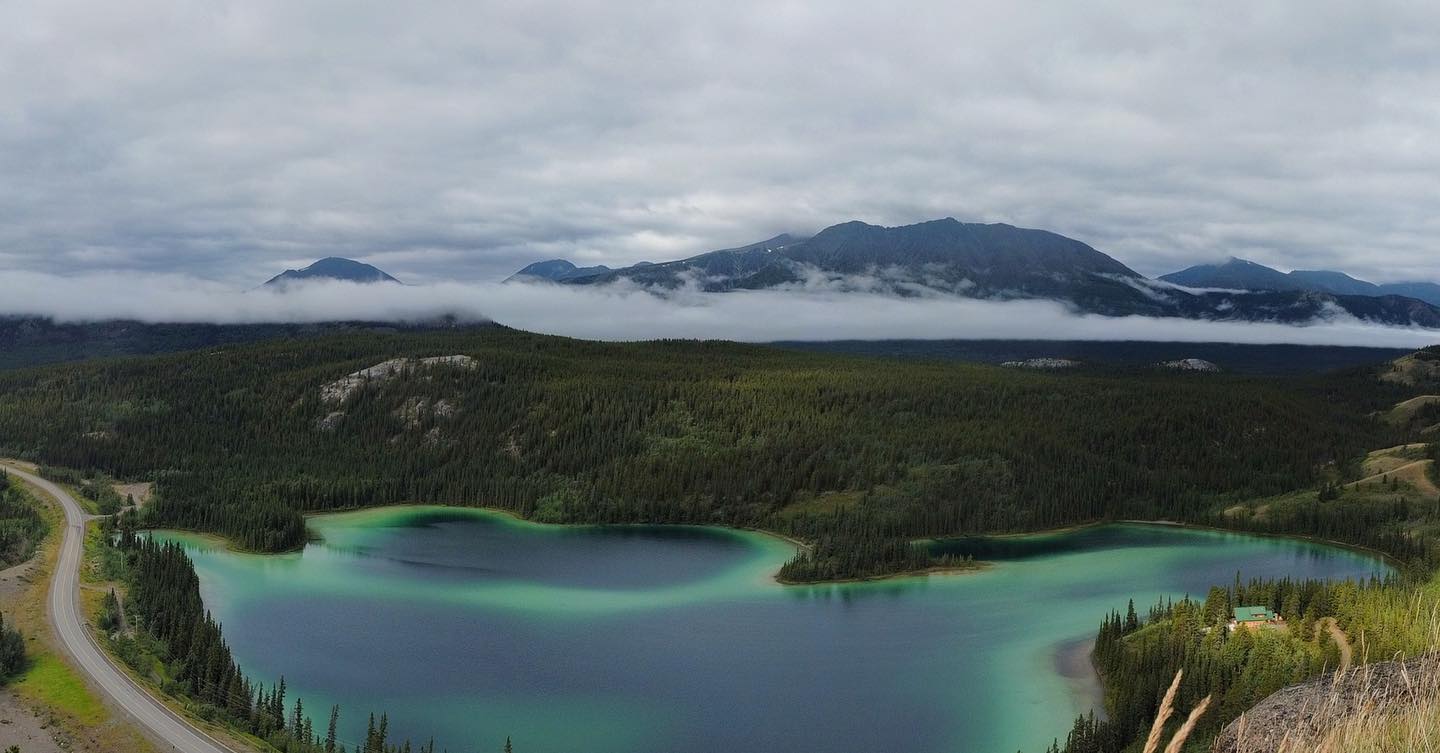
2 271 1438 349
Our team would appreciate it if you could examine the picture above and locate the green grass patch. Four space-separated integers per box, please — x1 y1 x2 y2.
13 651 106 725
774 490 864 520
81 519 125 585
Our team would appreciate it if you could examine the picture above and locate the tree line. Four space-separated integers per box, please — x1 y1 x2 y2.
0 469 46 568
0 611 23 682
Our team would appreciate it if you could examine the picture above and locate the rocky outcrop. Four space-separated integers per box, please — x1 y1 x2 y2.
393 397 460 430
1213 657 1439 752
1001 358 1080 370
320 355 478 404
1161 358 1221 372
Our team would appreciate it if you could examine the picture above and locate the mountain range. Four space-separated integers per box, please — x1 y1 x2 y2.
1160 258 1440 306
510 218 1440 328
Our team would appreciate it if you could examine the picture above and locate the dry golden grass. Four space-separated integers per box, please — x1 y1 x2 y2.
1380 354 1440 386
1163 696 1211 753
1140 670 1212 753
1347 458 1440 498
1360 444 1430 474
1272 658 1440 753
1386 396 1440 425
1142 670 1182 753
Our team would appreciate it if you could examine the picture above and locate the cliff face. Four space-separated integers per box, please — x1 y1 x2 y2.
1213 658 1438 752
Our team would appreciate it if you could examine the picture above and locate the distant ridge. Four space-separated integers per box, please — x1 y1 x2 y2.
0 316 497 371
1162 258 1440 306
263 257 402 287
508 218 1440 328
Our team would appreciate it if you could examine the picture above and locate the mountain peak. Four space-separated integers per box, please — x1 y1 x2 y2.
505 217 1146 302
1159 258 1294 291
506 259 612 283
263 257 401 287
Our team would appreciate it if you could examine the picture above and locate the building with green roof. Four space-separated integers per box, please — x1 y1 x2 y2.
1229 606 1279 629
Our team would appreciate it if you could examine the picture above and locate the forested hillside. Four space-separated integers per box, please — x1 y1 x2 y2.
0 329 1418 579
0 470 47 566
0 315 489 371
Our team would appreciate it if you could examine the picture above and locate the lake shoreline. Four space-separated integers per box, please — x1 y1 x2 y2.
161 504 1400 587
1054 636 1108 723
922 518 1405 572
1114 519 1407 571
148 527 298 555
301 504 1000 586
775 561 990 586
169 505 1392 753
300 502 813 553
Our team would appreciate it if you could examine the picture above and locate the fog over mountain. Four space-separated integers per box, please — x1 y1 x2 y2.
2 270 1437 349
1161 258 1440 306
508 218 1440 327
263 257 402 287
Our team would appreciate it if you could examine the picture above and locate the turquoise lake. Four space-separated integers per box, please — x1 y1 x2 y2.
165 508 1389 753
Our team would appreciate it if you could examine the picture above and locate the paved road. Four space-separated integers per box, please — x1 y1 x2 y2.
3 463 242 753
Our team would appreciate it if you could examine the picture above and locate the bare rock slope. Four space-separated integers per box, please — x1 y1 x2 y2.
1213 657 1438 752
320 355 478 404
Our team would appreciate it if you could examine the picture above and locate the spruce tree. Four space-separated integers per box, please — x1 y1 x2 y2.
326 705 339 753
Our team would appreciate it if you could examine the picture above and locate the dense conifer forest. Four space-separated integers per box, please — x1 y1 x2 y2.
0 469 47 567
0 471 40 686
0 329 1423 580
0 610 24 682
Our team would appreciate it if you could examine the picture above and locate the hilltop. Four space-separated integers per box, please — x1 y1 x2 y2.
262 257 402 287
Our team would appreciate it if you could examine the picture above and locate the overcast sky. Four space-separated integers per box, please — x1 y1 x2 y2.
3 1 1439 286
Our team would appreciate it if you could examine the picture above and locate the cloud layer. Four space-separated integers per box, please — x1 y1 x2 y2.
4 273 1438 349
3 1 1439 285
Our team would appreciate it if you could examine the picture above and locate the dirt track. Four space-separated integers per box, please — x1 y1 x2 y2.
1317 617 1352 672
1346 458 1439 498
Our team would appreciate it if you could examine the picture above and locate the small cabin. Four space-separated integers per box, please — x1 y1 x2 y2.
1228 606 1281 631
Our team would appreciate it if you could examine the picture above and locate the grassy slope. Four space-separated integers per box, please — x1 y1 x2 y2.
1222 437 1440 568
